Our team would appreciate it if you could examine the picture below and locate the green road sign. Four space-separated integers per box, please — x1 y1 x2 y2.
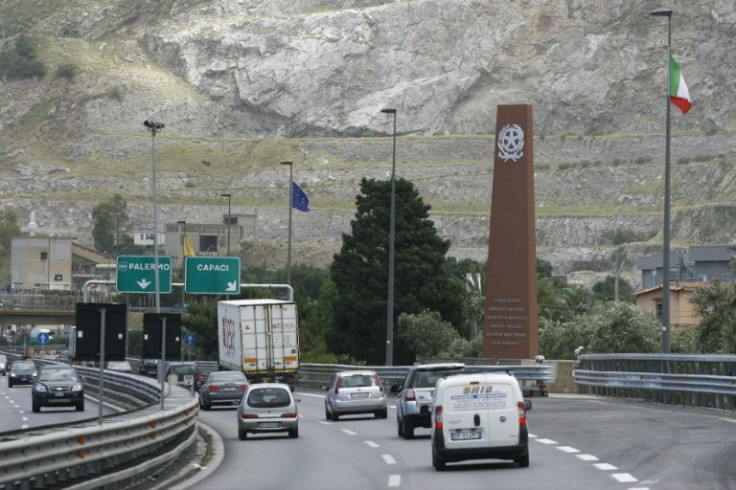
116 255 172 294
185 257 241 294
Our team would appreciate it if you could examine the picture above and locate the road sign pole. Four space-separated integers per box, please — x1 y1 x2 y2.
98 308 106 425
160 316 167 410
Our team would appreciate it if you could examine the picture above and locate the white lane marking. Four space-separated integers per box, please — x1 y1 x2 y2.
536 438 558 445
627 487 651 490
556 446 580 453
612 473 637 483
718 417 736 424
342 429 357 436
365 440 380 448
21 424 28 429
388 475 401 487
528 433 538 438
21 416 28 421
576 454 600 462
317 420 331 425
594 463 618 471
382 454 396 465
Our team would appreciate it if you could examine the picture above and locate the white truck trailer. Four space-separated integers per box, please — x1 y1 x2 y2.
217 299 299 387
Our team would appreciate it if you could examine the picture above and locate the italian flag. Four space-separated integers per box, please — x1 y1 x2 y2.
669 56 691 114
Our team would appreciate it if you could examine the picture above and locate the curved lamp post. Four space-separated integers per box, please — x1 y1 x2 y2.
381 108 397 366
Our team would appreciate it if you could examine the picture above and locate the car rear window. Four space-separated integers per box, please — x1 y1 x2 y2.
210 372 246 382
247 388 291 408
415 369 463 388
444 383 514 412
341 374 375 388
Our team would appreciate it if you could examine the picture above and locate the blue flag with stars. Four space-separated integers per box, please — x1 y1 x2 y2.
292 182 310 212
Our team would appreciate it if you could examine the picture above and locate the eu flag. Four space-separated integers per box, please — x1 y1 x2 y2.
292 182 310 212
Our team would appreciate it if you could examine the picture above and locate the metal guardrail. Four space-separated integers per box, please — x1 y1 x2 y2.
0 356 200 489
574 353 736 410
298 362 557 391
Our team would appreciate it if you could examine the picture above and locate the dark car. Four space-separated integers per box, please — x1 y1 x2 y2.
31 365 84 412
198 371 248 410
138 359 159 378
8 359 37 387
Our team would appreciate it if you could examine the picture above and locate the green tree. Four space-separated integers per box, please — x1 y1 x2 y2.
592 275 635 303
0 210 21 285
0 35 46 80
92 194 129 254
397 310 480 361
329 178 465 365
690 279 736 353
182 298 219 360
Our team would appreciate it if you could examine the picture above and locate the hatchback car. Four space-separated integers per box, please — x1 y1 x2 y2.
8 359 37 387
393 363 465 439
324 370 387 421
31 365 85 412
237 383 299 440
199 371 248 410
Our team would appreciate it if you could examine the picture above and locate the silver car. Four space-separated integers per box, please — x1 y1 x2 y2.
199 371 248 410
237 383 298 440
324 370 387 421
392 363 465 439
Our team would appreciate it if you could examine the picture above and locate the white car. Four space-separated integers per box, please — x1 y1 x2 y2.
431 372 532 470
106 361 134 373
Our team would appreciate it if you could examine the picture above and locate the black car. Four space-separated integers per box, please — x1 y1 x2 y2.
32 365 84 412
8 359 37 387
138 359 159 378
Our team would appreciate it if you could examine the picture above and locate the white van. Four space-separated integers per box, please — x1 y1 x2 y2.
430 372 532 470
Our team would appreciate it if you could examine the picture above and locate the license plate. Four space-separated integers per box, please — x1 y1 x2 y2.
351 392 369 399
258 422 281 429
451 429 483 441
222 386 236 392
55 392 65 397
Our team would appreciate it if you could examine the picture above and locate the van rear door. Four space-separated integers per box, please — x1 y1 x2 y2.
441 378 519 450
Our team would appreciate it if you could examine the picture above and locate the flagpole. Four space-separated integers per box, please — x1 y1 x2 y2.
651 8 673 353
281 161 293 286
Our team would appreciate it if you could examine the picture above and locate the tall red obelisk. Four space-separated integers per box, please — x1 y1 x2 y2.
482 104 538 360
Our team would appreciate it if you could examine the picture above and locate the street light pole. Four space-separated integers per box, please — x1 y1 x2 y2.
281 161 293 285
381 108 397 366
144 120 165 313
220 193 232 256
651 8 673 353
177 220 186 308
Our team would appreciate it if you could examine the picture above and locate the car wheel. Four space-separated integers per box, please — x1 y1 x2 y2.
325 406 331 421
432 449 446 471
202 397 212 411
402 419 414 439
288 427 299 438
380 409 388 419
397 417 404 437
76 401 85 412
238 426 248 440
330 408 340 422
32 401 40 413
515 449 530 468
8 380 12 388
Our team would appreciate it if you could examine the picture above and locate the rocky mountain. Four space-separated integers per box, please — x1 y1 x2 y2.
1 0 736 289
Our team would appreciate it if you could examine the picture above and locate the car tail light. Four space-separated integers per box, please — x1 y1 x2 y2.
404 388 416 401
334 376 343 394
281 412 297 418
374 373 383 388
238 384 247 390
240 413 259 419
207 385 220 393
434 405 443 430
517 401 527 427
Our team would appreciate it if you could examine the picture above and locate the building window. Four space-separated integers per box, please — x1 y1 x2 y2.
655 302 663 321
40 252 48 260
200 235 218 253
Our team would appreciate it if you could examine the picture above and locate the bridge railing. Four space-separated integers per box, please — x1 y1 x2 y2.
574 353 736 410
0 359 199 489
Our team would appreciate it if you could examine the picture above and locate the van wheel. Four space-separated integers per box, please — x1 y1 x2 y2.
402 419 414 439
515 450 529 468
432 449 446 471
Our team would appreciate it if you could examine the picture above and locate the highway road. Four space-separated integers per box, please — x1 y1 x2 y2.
0 377 117 432
195 391 736 490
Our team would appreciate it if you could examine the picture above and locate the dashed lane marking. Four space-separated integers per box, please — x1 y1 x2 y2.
365 441 380 448
341 429 357 436
594 463 618 471
388 475 401 487
382 454 396 465
612 473 638 483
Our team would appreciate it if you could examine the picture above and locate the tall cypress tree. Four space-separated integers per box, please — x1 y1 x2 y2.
329 177 464 365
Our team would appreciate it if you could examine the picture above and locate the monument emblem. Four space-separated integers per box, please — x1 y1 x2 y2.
497 123 525 162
